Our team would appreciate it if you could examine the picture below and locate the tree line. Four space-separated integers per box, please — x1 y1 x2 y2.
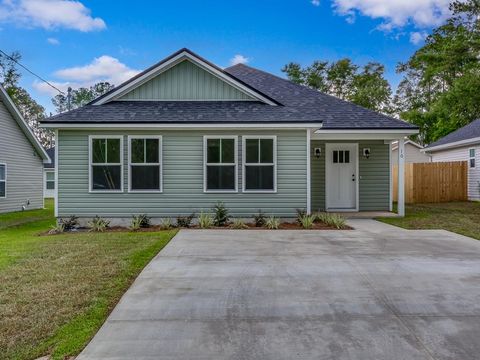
1 0 479 146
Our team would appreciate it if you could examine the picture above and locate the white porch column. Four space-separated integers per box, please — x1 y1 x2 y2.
306 129 311 214
397 137 405 217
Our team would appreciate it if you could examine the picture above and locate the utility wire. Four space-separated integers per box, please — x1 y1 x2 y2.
0 49 65 94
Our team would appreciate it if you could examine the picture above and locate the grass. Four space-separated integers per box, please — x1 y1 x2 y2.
0 200 177 360
378 202 480 240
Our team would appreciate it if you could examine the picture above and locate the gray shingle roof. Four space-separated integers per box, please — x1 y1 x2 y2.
44 147 55 168
42 50 416 130
426 119 480 149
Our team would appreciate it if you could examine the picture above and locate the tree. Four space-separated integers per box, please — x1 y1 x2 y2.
0 51 53 148
52 82 115 113
282 58 392 113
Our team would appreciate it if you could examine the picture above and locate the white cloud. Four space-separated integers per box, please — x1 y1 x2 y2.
332 0 451 29
0 0 106 31
410 31 428 44
33 55 140 96
311 0 320 6
229 54 249 66
47 37 59 45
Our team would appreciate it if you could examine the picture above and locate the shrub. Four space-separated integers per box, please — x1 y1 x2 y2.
59 215 78 231
231 218 248 229
213 201 229 226
299 214 316 229
88 215 110 232
316 212 347 229
159 218 173 230
49 222 65 235
253 210 266 227
176 213 195 228
198 212 214 229
265 216 280 230
295 208 307 225
129 216 142 231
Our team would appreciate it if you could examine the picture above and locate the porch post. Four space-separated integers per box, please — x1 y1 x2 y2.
306 129 311 214
397 137 405 217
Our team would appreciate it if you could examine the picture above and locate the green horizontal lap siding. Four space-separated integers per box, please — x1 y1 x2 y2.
119 60 254 101
310 140 390 211
57 130 307 218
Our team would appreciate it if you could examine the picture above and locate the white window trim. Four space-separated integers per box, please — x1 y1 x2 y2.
45 170 55 191
127 135 163 193
203 135 238 193
242 135 277 193
88 135 124 193
0 163 6 199
469 148 476 169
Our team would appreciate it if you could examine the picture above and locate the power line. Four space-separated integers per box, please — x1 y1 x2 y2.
0 49 65 95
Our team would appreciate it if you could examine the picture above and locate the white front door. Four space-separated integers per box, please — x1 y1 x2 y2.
326 143 358 211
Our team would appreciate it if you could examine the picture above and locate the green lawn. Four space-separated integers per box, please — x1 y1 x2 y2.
378 202 480 240
0 201 177 360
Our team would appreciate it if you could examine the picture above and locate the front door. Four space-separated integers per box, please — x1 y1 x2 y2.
326 143 358 211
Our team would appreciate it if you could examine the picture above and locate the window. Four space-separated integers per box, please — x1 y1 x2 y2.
469 148 476 168
243 136 276 192
333 150 350 164
128 136 162 192
45 171 55 190
89 136 123 192
204 136 237 192
0 164 5 198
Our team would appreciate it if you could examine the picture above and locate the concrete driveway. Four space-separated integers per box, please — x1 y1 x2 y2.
78 221 480 360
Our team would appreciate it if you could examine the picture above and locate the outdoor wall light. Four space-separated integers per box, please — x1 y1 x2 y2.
314 148 321 158
363 148 371 159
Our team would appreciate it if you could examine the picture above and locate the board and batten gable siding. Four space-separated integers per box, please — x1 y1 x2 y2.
311 140 390 211
0 99 44 213
118 60 255 101
430 145 480 201
57 130 307 218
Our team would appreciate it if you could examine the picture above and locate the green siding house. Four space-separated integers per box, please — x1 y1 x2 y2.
42 49 417 223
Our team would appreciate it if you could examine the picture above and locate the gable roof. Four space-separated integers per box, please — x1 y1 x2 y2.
425 119 480 152
391 139 424 151
42 48 417 131
0 85 50 163
44 147 55 169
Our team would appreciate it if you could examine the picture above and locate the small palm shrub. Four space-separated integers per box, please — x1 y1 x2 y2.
159 218 173 230
295 208 307 225
60 215 78 231
253 210 266 227
299 214 316 229
213 202 229 226
49 222 65 234
231 218 248 229
88 215 110 232
137 214 151 228
198 211 214 229
176 213 195 228
130 214 151 231
316 212 347 229
265 216 280 230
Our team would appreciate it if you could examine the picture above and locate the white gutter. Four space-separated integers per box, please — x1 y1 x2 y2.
423 136 480 153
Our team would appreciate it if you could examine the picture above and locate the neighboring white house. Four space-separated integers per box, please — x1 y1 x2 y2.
44 147 55 198
392 140 431 165
0 85 51 213
424 119 480 201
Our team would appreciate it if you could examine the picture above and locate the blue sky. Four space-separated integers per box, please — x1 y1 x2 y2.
0 0 451 113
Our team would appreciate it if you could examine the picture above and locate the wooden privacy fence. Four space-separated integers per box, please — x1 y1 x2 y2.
393 161 468 203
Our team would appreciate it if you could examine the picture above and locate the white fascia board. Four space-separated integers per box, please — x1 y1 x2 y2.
93 51 277 106
41 123 322 130
423 137 480 153
312 129 418 140
0 86 50 162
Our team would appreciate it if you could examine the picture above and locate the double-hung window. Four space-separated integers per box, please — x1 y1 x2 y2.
0 163 6 198
129 136 162 192
469 148 476 169
243 136 276 192
45 171 55 190
204 136 237 192
90 136 123 192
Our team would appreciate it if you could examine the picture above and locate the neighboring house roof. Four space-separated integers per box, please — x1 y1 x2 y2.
425 119 480 152
42 48 416 130
391 140 424 151
44 147 55 169
0 85 50 163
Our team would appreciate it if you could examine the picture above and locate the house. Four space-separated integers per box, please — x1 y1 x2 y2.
424 119 480 201
44 147 55 198
41 48 417 223
391 140 430 165
0 85 50 213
